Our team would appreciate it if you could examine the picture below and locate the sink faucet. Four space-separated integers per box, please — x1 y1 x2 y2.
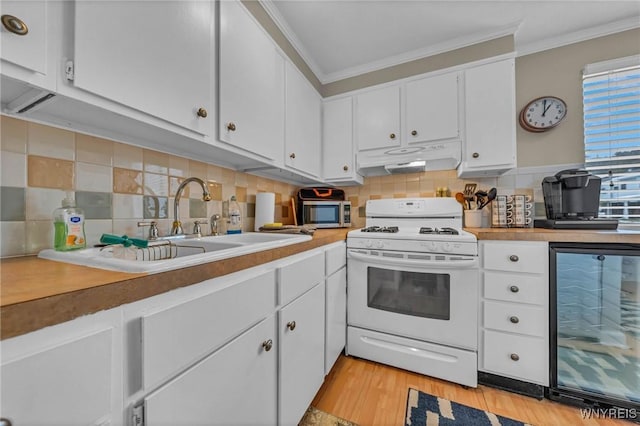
171 177 212 235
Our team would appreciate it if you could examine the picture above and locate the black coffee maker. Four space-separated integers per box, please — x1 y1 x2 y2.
534 169 618 229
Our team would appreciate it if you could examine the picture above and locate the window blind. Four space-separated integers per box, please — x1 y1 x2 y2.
583 57 640 222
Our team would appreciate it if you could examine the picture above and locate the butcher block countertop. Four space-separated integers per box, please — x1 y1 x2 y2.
466 227 640 243
0 229 349 340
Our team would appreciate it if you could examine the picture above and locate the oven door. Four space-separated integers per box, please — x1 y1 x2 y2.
347 249 478 350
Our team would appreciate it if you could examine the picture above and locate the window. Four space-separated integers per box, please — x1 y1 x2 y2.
583 55 640 223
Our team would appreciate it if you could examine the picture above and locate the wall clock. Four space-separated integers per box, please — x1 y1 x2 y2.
519 96 567 132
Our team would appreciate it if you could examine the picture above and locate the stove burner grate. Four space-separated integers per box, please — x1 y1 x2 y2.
419 227 459 235
361 226 399 233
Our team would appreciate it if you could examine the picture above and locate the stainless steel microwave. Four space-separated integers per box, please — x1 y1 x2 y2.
301 201 351 228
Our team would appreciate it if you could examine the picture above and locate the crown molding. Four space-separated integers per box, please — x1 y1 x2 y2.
260 0 326 82
516 16 640 57
321 24 519 84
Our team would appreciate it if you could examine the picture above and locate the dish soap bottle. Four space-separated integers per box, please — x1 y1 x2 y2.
227 195 242 234
53 191 86 251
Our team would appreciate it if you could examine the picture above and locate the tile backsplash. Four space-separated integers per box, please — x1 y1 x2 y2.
0 115 582 257
0 116 298 257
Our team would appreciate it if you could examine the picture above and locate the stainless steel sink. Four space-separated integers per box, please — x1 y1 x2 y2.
38 232 312 274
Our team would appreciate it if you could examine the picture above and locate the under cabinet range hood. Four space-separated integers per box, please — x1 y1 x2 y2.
357 140 461 176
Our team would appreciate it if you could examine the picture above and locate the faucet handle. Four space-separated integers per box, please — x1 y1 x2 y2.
138 221 159 240
210 214 220 236
193 220 203 237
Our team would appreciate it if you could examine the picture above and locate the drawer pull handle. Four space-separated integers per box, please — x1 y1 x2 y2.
196 107 208 118
226 122 237 131
510 285 519 293
1 15 28 36
389 133 396 140
509 316 519 324
510 353 520 361
0 418 13 426
262 339 273 352
509 254 519 262
287 321 296 331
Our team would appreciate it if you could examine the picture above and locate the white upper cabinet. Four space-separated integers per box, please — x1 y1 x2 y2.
285 61 321 177
219 0 285 163
356 85 401 151
322 97 363 184
355 72 460 153
405 72 460 144
1 1 47 76
458 58 517 177
71 1 212 136
1 0 59 108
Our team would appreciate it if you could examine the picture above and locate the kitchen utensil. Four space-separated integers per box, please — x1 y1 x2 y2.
463 183 477 210
478 187 497 209
455 192 467 209
474 190 487 210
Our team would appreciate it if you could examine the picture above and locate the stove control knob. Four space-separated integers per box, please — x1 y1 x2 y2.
376 241 384 249
365 240 373 248
442 242 452 252
428 241 438 252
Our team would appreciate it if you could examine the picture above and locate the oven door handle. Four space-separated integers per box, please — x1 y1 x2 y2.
347 251 478 269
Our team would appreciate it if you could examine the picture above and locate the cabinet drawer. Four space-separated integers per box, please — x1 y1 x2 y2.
483 271 546 305
279 251 324 306
482 330 548 385
325 242 346 277
142 270 276 390
483 300 546 337
482 241 547 273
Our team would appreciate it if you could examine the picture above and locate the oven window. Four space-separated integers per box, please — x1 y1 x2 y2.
367 267 450 320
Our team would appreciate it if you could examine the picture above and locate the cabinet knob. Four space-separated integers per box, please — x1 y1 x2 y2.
287 321 296 331
196 107 208 118
262 339 273 352
509 316 520 324
1 15 28 36
411 130 418 136
472 152 480 158
343 165 349 171
0 418 13 426
509 285 519 293
226 122 237 131
510 353 520 361
389 133 396 140
289 153 296 159
509 254 519 262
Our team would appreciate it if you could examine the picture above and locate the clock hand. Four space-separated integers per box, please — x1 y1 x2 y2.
542 100 552 117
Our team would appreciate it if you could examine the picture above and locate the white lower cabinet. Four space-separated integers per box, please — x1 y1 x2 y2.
142 315 278 426
478 240 549 386
278 283 326 426
0 309 122 426
1 244 345 426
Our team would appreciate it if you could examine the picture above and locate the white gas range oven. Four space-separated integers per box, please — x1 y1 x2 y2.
346 198 479 387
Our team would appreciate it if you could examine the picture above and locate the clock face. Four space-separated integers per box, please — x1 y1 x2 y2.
519 96 567 132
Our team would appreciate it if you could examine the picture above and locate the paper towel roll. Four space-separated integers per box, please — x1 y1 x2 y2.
255 192 276 231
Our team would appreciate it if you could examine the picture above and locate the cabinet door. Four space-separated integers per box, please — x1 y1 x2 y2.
323 97 357 181
2 328 114 425
144 316 277 426
356 85 401 151
219 0 284 162
73 1 212 135
279 283 326 426
462 59 516 169
405 72 460 143
325 267 346 375
285 61 321 177
0 1 47 75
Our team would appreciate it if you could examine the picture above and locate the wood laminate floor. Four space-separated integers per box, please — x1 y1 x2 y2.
311 355 636 426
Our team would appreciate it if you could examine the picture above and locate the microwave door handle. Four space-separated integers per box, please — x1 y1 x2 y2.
347 251 478 269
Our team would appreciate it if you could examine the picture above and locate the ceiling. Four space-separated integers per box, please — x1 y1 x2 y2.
261 0 640 84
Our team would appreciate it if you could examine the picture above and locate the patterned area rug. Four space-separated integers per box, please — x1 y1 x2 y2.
299 406 358 426
405 388 532 426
